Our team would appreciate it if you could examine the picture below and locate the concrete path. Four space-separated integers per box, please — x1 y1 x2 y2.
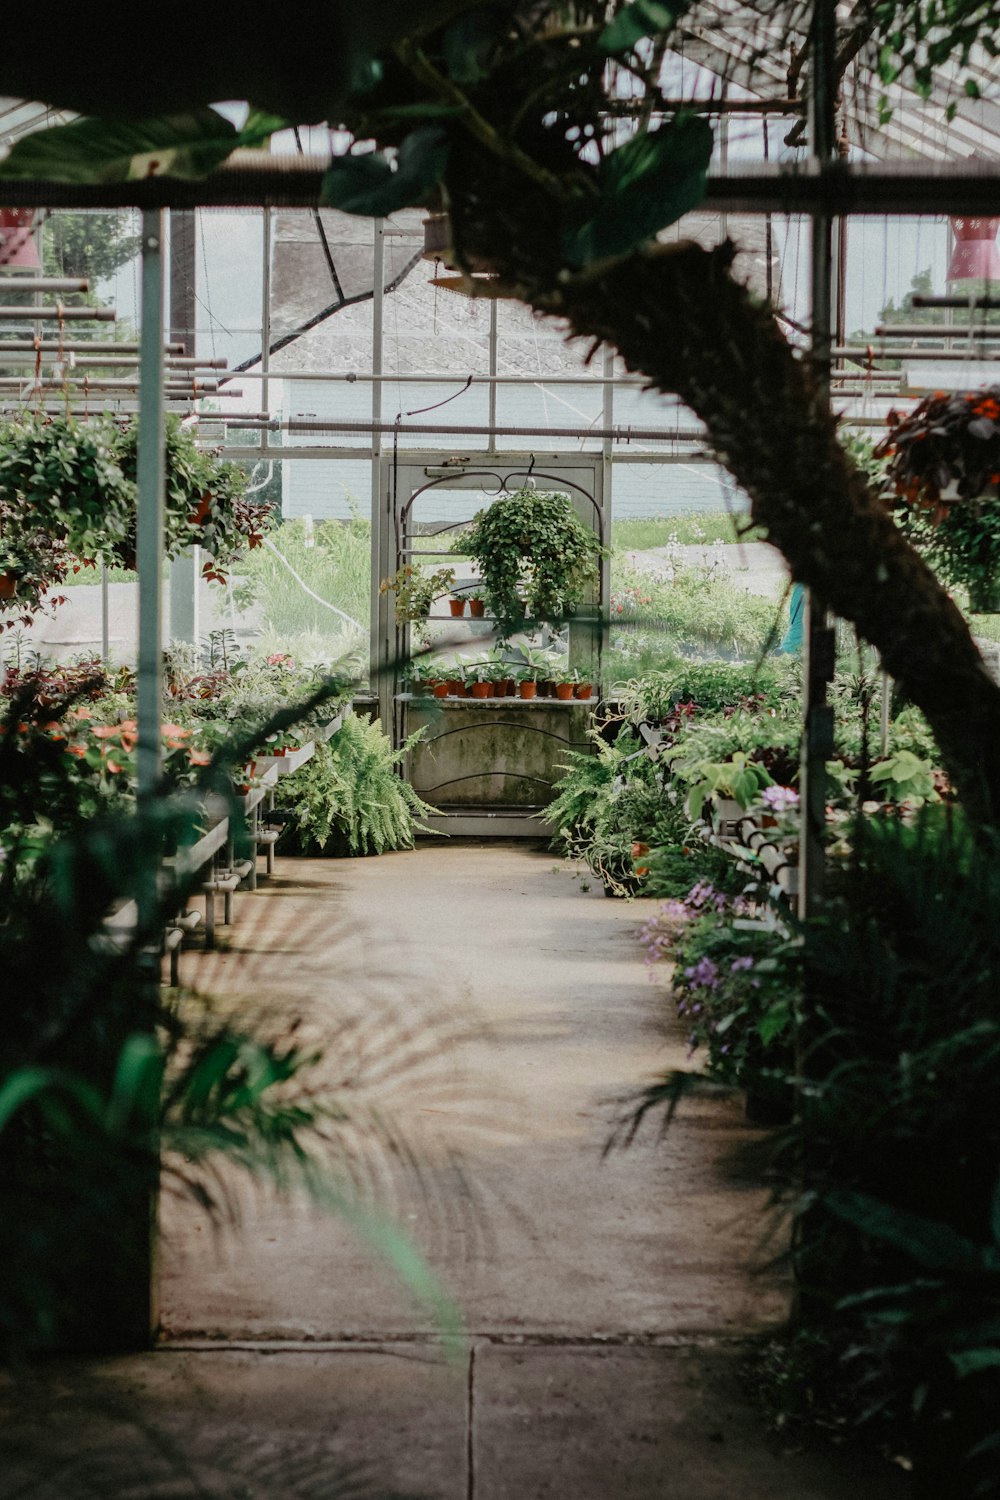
0 846 905 1498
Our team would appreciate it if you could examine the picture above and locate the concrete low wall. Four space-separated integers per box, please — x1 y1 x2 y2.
404 699 592 809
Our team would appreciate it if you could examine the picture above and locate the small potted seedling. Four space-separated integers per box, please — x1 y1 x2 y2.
554 667 578 701
468 589 487 619
449 592 467 618
517 665 538 700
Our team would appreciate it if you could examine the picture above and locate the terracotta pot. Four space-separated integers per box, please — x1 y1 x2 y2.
471 681 491 699
433 682 449 698
0 572 17 602
538 678 556 697
519 680 538 699
555 682 575 701
468 598 486 618
496 678 515 697
445 678 463 696
574 682 593 699
449 597 466 617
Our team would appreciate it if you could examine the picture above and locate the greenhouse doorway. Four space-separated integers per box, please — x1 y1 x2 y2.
376 452 608 837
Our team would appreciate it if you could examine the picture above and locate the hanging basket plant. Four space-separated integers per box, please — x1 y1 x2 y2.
112 417 274 582
456 486 603 642
0 415 133 562
876 389 1000 609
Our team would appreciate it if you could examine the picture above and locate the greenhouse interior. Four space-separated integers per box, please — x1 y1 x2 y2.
3 4 1000 1496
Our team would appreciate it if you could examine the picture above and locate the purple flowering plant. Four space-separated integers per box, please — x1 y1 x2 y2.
641 881 800 1089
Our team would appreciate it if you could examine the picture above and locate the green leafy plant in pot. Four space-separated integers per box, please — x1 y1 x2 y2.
456 487 603 641
113 417 272 582
0 414 133 563
379 561 456 623
877 389 1000 612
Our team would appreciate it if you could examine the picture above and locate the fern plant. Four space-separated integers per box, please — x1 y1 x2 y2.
276 714 435 855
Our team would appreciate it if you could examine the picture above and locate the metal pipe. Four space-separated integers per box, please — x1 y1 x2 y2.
913 295 1000 311
0 339 182 353
799 0 838 926
0 352 230 369
0 276 89 294
228 367 652 386
260 205 271 453
0 377 235 392
101 561 110 662
0 304 116 320
835 346 1000 362
874 323 1000 338
282 417 706 441
135 210 166 802
219 441 715 464
4 158 1000 217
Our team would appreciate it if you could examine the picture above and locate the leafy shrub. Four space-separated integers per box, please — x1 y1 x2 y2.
276 714 434 856
640 883 800 1090
616 657 798 724
458 486 603 642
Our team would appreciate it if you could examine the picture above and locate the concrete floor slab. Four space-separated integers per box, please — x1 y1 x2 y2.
161 845 788 1341
472 1344 907 1500
0 1349 466 1500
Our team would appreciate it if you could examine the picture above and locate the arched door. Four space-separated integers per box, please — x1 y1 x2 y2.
375 451 608 836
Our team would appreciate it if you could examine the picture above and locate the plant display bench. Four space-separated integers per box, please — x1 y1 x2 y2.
243 742 315 885
170 803 232 951
400 695 594 837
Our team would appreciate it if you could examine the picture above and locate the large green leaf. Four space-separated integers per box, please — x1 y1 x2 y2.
563 114 712 265
0 108 285 183
442 9 504 83
824 1188 986 1274
601 0 692 53
321 127 449 215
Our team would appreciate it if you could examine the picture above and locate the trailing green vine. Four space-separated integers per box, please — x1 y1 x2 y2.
456 486 603 642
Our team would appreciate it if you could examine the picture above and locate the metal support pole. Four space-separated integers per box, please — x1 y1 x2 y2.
135 211 166 806
488 296 498 450
101 561 110 663
167 209 199 646
261 206 272 455
371 219 390 726
798 0 838 924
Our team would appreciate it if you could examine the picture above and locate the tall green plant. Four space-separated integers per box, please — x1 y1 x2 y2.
276 714 435 856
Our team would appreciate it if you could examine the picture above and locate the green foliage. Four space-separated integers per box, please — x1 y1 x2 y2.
275 714 435 856
0 107 285 183
563 114 712 265
458 487 603 642
44 210 139 285
612 511 756 550
615 657 797 723
872 0 998 119
379 559 455 623
606 561 782 678
236 515 371 644
113 416 272 579
601 0 694 51
321 127 451 215
0 414 133 562
667 748 774 821
0 667 461 1357
647 893 800 1089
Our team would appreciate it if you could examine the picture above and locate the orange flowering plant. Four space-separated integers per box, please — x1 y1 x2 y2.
876 388 1000 608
